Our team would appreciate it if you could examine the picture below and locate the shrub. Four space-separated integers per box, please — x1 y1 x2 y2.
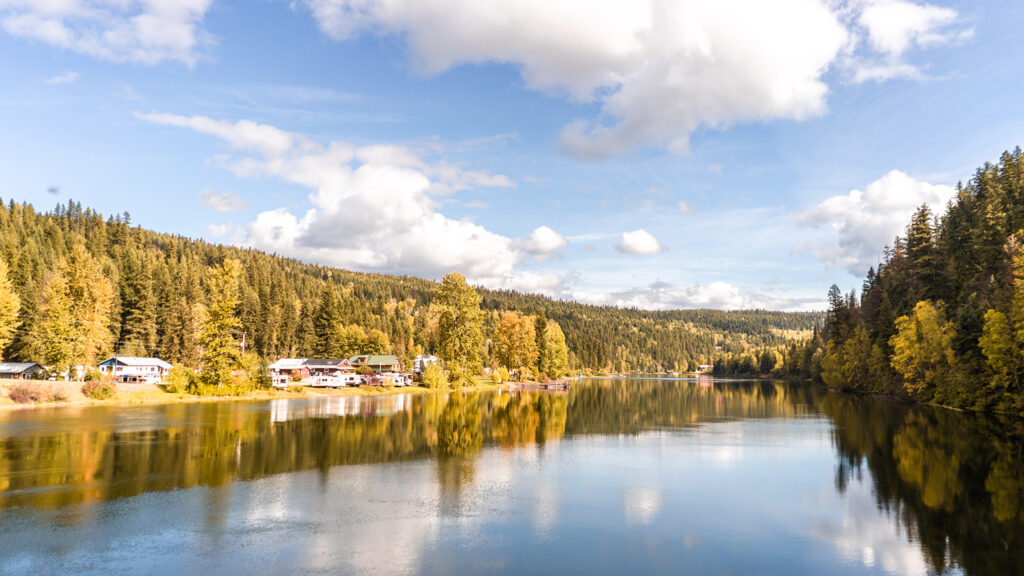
422 363 449 390
82 380 116 400
287 384 304 394
165 364 199 394
83 369 106 382
48 390 68 402
8 383 42 404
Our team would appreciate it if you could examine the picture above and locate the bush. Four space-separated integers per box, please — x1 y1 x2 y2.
287 384 304 394
49 390 68 402
422 363 449 390
8 383 41 404
82 380 116 400
83 369 106 382
165 364 199 394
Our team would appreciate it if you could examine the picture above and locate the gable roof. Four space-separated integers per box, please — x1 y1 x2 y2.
303 358 350 368
98 357 172 369
0 362 43 373
269 358 308 370
349 355 401 367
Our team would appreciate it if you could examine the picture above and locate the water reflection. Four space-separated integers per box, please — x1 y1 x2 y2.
824 393 1024 575
0 379 1021 575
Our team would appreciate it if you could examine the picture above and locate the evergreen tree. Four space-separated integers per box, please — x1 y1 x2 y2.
198 259 243 389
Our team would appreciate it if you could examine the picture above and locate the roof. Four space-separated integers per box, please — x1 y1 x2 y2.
0 362 43 373
303 358 350 368
269 358 308 370
98 357 172 369
349 355 401 366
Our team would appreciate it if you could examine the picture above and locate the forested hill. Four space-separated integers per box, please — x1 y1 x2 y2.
718 147 1024 417
0 200 820 372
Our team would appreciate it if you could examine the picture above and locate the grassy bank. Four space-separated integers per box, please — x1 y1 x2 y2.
0 379 506 411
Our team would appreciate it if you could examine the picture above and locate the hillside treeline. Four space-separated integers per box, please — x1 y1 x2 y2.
0 200 819 374
717 148 1024 416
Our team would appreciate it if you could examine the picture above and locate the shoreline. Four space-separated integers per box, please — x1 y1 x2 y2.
0 380 508 412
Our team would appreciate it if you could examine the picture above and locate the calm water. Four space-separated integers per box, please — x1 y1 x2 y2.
1 379 1022 576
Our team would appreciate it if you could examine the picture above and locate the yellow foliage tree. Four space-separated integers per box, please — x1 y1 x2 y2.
889 300 955 397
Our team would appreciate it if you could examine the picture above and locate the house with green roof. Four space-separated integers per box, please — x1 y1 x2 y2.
348 355 402 373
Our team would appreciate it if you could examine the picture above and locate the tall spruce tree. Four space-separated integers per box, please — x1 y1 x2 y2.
198 259 243 389
0 258 20 359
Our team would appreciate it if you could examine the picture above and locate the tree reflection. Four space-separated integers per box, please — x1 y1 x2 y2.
824 393 1024 575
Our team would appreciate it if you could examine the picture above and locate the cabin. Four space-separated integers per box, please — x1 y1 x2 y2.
303 358 353 377
349 354 402 373
97 357 172 382
0 362 45 380
698 364 714 372
269 358 310 387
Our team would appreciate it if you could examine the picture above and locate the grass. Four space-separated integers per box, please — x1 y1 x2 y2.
1 377 509 411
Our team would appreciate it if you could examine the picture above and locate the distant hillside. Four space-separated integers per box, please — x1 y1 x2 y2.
0 200 821 372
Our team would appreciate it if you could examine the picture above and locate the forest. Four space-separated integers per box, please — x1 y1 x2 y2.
715 148 1024 417
0 199 820 382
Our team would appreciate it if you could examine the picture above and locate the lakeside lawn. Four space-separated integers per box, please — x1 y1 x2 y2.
0 378 506 411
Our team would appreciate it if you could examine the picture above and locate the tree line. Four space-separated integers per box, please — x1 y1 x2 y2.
715 147 1024 417
0 199 819 387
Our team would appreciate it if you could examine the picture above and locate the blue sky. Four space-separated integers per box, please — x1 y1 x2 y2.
1 0 1021 310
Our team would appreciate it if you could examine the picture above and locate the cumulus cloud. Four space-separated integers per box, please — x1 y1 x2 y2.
198 189 247 213
798 169 955 275
303 0 850 159
0 0 212 65
521 226 569 258
299 0 969 159
615 229 664 255
575 280 820 310
45 71 78 85
850 0 971 82
139 112 525 283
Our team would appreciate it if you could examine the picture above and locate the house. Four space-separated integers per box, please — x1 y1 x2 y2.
0 362 45 380
698 364 714 373
412 354 439 374
269 358 310 386
303 358 353 377
349 354 402 373
98 357 172 382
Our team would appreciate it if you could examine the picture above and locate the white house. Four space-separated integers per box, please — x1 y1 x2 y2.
97 357 172 382
412 354 439 374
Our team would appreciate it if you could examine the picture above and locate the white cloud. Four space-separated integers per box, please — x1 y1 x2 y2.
615 229 664 255
798 169 955 275
1 0 212 66
45 71 78 85
575 280 820 310
139 112 524 284
205 223 234 238
301 0 965 157
521 226 568 258
198 189 247 213
677 200 696 214
850 0 971 82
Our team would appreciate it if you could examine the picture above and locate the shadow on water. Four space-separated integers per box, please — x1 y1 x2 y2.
1 378 1023 574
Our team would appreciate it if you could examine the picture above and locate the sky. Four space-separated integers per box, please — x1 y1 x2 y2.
1 0 1022 311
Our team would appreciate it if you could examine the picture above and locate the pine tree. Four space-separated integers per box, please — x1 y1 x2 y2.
198 259 243 389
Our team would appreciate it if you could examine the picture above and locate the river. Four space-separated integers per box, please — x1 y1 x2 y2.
0 378 1021 575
